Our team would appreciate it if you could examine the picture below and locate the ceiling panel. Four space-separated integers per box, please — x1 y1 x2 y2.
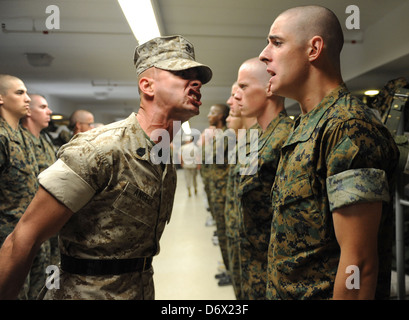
1 0 409 128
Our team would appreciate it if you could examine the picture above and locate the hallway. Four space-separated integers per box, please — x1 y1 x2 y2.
153 169 235 300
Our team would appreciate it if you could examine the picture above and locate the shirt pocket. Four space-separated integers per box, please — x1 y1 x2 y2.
279 174 314 207
8 142 37 176
113 181 157 228
275 174 325 250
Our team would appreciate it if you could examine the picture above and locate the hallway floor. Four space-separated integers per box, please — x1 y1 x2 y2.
153 169 235 300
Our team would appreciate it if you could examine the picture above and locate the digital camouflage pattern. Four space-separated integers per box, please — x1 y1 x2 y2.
224 141 243 299
268 84 399 300
22 129 58 299
0 117 39 245
237 111 293 300
199 162 212 216
38 113 177 299
207 126 231 273
0 117 40 299
224 124 261 299
368 77 408 123
25 131 57 173
134 35 212 85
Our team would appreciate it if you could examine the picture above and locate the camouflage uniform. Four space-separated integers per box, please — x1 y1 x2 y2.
27 131 57 173
225 123 261 299
200 130 217 217
225 142 242 298
37 113 177 299
23 129 58 299
268 84 399 300
200 163 212 213
0 117 39 299
238 111 293 299
208 126 232 272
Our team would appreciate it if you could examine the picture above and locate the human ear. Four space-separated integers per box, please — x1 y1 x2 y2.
308 36 324 62
266 83 274 97
138 77 154 97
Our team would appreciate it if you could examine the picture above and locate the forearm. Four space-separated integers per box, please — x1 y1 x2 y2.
333 254 378 300
0 231 41 299
0 187 73 299
332 201 382 300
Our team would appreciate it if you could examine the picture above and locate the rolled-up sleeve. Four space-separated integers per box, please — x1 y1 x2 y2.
326 168 389 211
38 159 96 212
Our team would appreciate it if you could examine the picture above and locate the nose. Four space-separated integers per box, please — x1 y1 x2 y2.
226 95 233 106
259 45 270 64
234 89 242 100
25 93 31 102
190 79 202 90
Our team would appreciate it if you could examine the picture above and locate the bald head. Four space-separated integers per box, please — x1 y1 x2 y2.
69 109 95 134
0 74 22 96
212 103 229 122
239 57 272 88
277 6 344 63
238 57 284 105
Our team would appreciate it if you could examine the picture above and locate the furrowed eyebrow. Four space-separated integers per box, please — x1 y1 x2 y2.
268 35 284 42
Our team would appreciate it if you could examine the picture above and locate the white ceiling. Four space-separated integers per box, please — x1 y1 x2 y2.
1 0 409 131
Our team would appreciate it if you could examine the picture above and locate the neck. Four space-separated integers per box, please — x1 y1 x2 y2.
257 100 285 131
215 121 225 129
243 117 257 130
21 121 42 138
297 70 343 114
0 112 20 131
136 105 181 143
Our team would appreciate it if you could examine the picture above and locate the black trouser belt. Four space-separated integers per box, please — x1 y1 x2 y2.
60 254 152 276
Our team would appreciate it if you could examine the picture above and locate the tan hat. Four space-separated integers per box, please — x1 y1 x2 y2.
134 35 212 84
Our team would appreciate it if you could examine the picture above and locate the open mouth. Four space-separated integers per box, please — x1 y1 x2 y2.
188 89 202 107
266 67 276 77
267 70 276 88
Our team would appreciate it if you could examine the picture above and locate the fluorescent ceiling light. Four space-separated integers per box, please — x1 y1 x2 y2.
364 90 379 96
25 53 54 67
118 0 161 44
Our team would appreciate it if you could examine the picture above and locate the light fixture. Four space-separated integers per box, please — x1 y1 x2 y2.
51 114 64 120
94 92 109 100
364 90 380 96
25 53 54 67
117 0 161 44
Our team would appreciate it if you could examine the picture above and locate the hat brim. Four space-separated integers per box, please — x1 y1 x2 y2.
154 58 213 84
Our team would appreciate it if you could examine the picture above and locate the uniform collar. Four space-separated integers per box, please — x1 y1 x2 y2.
259 109 288 151
284 83 348 146
0 117 24 142
128 113 152 161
